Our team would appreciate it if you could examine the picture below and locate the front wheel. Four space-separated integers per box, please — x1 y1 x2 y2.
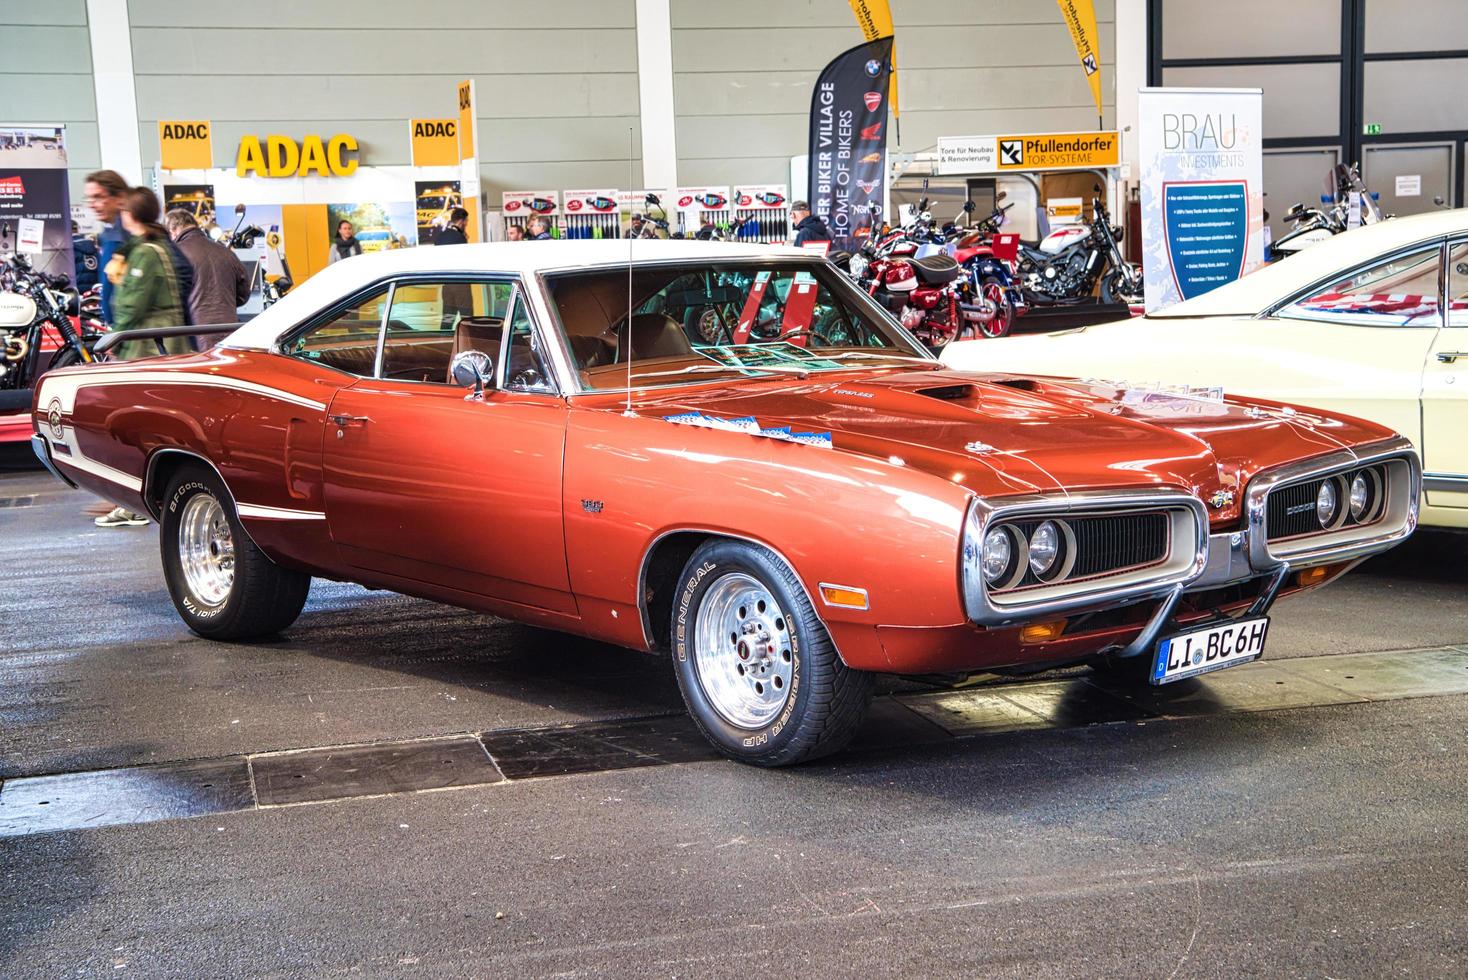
978 279 1014 338
160 465 310 640
670 540 874 766
1100 265 1143 305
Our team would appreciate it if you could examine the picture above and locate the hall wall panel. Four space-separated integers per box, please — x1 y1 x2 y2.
1162 63 1341 139
670 0 1116 187
127 0 641 193
1363 59 1468 134
0 10 99 198
1161 0 1340 59
1365 0 1468 54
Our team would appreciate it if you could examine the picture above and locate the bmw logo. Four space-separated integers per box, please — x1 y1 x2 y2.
865 59 882 77
46 398 64 440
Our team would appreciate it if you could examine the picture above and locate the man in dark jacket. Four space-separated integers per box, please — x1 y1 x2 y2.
527 216 553 240
791 201 831 246
83 169 129 324
435 208 469 245
71 223 99 291
166 209 248 326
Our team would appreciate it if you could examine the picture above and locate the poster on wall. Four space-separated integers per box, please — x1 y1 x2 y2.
162 184 216 228
213 201 286 315
327 202 418 253
807 35 892 251
1137 87 1264 312
414 180 463 243
0 125 75 281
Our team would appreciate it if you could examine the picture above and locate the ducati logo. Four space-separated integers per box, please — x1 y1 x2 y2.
863 91 882 112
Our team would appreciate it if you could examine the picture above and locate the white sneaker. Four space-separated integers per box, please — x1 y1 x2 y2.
94 507 149 527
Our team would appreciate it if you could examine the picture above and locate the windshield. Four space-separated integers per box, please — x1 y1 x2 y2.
543 261 932 390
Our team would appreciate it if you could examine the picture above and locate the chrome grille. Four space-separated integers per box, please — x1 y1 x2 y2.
1265 464 1389 543
1266 479 1325 540
1005 511 1171 590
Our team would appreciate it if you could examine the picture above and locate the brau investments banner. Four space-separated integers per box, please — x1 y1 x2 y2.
1138 87 1264 312
808 35 892 251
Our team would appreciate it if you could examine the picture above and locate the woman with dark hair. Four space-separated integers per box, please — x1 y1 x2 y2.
329 220 362 263
105 187 189 354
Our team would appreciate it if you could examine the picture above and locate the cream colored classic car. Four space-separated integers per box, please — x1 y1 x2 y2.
943 210 1468 531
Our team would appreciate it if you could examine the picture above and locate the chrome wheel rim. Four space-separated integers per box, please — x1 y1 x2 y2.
178 492 235 607
693 572 795 730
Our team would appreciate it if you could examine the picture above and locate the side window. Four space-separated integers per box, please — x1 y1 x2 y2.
379 281 511 384
285 289 388 376
503 290 554 392
1448 241 1468 327
1278 246 1442 327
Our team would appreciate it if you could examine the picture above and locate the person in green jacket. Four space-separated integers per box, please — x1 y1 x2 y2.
105 187 190 360
94 187 190 528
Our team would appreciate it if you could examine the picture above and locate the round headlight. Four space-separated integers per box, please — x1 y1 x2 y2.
1316 480 1338 527
1349 472 1370 520
981 527 1012 583
1028 521 1061 577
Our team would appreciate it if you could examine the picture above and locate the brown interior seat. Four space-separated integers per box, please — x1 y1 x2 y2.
621 313 694 359
446 316 504 382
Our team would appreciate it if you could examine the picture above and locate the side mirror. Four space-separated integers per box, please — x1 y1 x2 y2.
997 190 1008 202
450 350 494 397
963 200 976 214
234 203 246 216
645 193 661 206
1093 183 1102 193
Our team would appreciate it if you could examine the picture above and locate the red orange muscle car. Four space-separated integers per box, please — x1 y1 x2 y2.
31 242 1420 765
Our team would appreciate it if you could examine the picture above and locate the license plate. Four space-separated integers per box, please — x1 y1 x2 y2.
1152 617 1269 685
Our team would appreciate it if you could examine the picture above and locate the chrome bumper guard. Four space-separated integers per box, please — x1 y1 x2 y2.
31 433 75 488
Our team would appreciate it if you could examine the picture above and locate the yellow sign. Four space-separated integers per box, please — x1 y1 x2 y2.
848 0 899 125
236 134 359 178
995 131 1118 171
456 80 476 162
158 120 212 170
410 119 459 167
1055 0 1104 121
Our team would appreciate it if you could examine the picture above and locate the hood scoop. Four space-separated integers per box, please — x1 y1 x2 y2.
915 383 980 401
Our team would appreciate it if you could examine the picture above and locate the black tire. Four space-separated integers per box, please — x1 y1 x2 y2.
669 539 874 766
46 345 84 373
159 465 310 640
1100 267 1143 305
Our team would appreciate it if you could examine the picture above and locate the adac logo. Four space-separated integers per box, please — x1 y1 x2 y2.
856 179 879 195
565 198 583 212
859 123 883 141
0 175 25 197
864 59 882 77
863 91 882 112
858 151 882 164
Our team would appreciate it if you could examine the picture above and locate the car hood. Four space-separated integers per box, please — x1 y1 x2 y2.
616 368 1396 523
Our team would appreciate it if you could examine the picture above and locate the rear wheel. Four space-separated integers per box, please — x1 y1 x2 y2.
978 279 1014 338
670 539 874 766
160 465 310 640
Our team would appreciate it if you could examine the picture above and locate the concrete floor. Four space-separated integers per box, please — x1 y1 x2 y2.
2 462 1466 977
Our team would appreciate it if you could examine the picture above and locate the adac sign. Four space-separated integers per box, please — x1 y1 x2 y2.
236 134 359 178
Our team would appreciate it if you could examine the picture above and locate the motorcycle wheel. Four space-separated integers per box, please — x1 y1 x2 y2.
45 345 84 372
1101 267 1144 305
978 280 1013 339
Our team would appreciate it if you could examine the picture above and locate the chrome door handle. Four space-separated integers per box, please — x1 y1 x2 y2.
1437 351 1468 363
328 414 370 426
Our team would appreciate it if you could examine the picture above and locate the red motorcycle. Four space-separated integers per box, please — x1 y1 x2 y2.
840 201 999 350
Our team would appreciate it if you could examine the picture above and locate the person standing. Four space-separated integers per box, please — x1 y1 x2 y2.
328 220 362 263
166 209 248 326
95 188 188 528
790 201 831 247
83 169 129 324
435 208 469 245
504 223 526 242
527 216 553 240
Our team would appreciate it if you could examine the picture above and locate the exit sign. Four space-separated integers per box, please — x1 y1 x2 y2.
1363 123 1383 135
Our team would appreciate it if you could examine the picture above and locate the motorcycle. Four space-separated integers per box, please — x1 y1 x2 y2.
841 196 1000 349
0 252 102 414
213 203 294 306
1015 187 1142 305
1271 163 1385 259
951 198 1028 338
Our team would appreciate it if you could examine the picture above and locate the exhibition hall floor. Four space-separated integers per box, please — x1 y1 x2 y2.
3 462 1466 977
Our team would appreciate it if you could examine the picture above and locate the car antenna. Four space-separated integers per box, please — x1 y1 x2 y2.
624 126 636 417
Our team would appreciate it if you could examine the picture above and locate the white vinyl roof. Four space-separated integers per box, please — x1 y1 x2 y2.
1152 208 1468 318
223 240 817 350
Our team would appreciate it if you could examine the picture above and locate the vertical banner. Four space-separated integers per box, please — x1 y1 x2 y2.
808 36 893 252
847 1 898 141
0 125 74 281
1138 88 1264 312
456 79 481 242
1055 0 1104 125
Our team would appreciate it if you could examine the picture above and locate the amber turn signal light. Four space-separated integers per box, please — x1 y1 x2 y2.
819 584 869 610
1020 619 1067 643
1295 566 1330 587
